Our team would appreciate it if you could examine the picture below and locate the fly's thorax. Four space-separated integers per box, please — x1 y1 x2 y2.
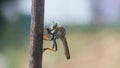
47 24 66 39
55 28 66 39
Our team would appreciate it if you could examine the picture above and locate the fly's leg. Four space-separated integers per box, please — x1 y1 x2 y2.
52 36 57 51
43 35 58 52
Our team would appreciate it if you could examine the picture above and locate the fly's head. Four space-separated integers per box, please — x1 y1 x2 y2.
47 22 58 34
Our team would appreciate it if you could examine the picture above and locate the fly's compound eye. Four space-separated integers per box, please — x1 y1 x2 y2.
50 23 58 30
53 23 58 29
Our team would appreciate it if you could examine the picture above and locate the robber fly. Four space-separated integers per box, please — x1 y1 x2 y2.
43 23 70 59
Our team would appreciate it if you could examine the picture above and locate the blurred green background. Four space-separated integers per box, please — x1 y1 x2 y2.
0 0 120 68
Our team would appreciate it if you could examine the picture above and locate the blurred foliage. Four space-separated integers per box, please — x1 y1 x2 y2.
0 0 31 49
0 0 15 40
0 15 30 49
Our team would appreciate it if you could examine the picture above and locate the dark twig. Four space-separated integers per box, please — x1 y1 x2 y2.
29 0 44 68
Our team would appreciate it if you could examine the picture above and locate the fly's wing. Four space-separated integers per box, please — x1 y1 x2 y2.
61 37 70 59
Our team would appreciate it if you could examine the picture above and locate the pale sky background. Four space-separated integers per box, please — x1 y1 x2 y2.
17 0 93 24
2 0 120 25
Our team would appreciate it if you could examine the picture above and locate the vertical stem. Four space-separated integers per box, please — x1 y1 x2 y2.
29 0 44 68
